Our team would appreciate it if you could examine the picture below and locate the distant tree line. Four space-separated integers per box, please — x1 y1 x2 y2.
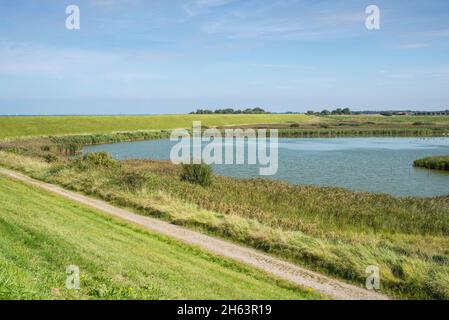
190 107 269 114
306 108 352 116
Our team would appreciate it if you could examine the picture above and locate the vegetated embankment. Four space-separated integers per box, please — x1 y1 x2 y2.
414 156 449 171
0 172 320 300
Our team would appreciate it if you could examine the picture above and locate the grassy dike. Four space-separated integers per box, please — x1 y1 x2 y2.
0 114 311 139
2 114 449 140
414 156 449 171
0 173 319 300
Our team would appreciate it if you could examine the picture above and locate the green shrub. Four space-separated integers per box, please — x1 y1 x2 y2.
119 171 147 191
83 152 118 168
180 163 213 187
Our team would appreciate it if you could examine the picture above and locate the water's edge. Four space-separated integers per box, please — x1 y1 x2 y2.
84 137 449 197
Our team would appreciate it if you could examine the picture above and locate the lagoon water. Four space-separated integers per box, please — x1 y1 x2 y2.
84 137 449 197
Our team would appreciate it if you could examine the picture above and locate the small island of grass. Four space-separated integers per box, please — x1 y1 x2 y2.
414 155 449 171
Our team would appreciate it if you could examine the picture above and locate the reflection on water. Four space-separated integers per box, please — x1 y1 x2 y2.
84 137 449 197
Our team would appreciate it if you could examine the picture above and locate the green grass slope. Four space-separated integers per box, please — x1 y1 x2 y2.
0 114 311 139
0 174 319 300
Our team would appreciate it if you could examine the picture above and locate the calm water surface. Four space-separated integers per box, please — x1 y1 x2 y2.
84 137 449 197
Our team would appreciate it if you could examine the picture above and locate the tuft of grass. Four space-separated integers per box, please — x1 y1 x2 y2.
414 156 449 171
44 154 58 163
0 151 51 175
83 152 119 169
118 171 148 191
413 121 435 126
0 174 319 300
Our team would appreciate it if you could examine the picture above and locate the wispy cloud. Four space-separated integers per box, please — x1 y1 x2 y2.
89 0 141 7
382 68 449 80
422 28 449 38
196 0 235 8
201 18 306 39
394 43 429 50
319 11 365 24
0 39 171 83
182 0 235 17
193 0 369 42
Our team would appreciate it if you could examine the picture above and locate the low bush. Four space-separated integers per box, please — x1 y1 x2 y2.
180 163 213 187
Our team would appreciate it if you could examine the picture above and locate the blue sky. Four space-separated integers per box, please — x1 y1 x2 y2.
1 0 449 115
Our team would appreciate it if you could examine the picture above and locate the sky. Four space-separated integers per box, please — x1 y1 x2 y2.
0 0 449 115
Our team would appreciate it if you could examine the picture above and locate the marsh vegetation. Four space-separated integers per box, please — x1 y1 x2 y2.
1 115 449 299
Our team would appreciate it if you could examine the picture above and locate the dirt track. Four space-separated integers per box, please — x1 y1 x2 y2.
0 167 390 300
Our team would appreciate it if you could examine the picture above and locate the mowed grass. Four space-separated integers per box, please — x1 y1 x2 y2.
0 174 319 300
0 114 311 139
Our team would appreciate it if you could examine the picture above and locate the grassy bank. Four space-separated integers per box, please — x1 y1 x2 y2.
1 116 449 299
0 114 311 139
414 156 449 171
224 115 449 137
0 174 318 300
1 149 449 300
2 114 449 140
